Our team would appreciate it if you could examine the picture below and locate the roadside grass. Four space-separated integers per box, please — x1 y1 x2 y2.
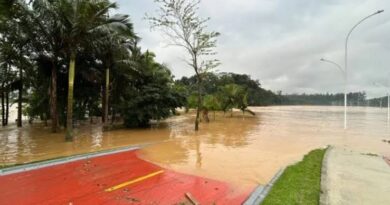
261 148 326 205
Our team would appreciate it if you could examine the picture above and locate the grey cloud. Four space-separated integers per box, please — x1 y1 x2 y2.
115 0 390 98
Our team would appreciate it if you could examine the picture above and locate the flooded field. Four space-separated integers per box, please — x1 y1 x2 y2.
1 106 389 189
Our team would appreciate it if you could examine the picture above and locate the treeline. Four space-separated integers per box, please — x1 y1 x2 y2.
367 96 389 108
0 0 185 140
176 72 283 108
282 92 367 106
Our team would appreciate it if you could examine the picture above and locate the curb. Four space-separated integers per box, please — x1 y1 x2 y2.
243 168 285 205
319 145 333 205
0 145 141 176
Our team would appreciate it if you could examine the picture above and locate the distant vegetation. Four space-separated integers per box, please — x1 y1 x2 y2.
176 72 283 107
282 92 389 107
175 72 285 121
282 92 367 106
367 96 389 108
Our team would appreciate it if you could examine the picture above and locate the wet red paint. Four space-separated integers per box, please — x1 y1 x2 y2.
0 150 250 205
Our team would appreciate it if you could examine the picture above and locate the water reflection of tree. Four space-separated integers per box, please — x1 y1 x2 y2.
157 114 260 169
205 116 259 147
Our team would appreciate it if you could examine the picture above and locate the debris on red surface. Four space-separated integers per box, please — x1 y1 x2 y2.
0 149 249 204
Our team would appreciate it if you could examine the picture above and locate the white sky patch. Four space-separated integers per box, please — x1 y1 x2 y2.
114 0 390 98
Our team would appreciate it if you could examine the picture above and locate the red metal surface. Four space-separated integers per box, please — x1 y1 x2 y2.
0 150 249 205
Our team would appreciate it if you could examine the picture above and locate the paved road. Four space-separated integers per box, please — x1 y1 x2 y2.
321 147 390 205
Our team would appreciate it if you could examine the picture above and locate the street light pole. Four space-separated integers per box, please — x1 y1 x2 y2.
320 58 346 128
344 10 384 129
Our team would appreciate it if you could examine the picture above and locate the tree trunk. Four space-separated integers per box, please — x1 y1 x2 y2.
202 108 209 123
1 90 4 126
5 90 9 125
104 68 109 125
17 67 22 127
65 52 76 141
195 78 201 131
50 62 58 132
102 85 106 123
111 108 116 124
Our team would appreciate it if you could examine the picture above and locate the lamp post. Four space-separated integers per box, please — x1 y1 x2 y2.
324 9 384 129
320 58 347 128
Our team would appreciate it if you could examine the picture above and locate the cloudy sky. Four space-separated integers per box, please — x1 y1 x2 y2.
115 0 390 98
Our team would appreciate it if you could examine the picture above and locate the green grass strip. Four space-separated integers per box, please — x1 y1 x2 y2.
261 148 326 205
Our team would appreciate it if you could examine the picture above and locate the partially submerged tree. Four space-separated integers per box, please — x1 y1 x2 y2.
120 51 185 128
1 0 185 135
203 94 220 120
44 0 135 141
148 0 220 131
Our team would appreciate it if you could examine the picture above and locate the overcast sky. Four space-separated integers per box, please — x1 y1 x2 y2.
115 0 390 98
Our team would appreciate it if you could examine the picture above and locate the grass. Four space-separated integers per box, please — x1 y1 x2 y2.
261 148 327 205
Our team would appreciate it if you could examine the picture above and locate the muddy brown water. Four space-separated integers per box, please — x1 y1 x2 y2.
1 106 389 190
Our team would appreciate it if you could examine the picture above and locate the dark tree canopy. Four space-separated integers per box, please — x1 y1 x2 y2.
0 0 185 136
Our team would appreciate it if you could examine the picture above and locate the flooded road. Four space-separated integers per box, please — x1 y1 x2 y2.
1 106 389 189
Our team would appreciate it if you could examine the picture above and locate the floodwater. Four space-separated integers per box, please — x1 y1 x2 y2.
1 106 389 190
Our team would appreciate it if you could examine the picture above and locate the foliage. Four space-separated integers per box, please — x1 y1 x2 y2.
218 84 245 113
147 0 220 130
203 94 221 112
365 95 388 108
262 148 326 205
283 92 367 106
147 0 220 74
0 0 185 135
177 72 283 107
120 52 185 127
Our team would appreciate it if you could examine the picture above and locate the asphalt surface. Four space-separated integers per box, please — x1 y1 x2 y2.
321 147 390 205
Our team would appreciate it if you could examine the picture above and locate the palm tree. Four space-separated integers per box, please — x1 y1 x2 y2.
203 94 221 120
46 0 134 141
9 0 64 132
0 5 32 127
95 23 137 124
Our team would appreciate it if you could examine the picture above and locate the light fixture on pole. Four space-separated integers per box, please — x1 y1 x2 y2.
343 9 383 129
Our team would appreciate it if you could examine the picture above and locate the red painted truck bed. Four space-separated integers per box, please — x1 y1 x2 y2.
0 149 249 205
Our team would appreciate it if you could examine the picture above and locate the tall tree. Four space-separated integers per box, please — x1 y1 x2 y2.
96 22 136 124
45 0 133 140
27 0 63 132
148 0 220 131
0 7 30 127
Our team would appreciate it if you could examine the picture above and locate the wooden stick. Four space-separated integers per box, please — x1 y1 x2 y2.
185 192 199 205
